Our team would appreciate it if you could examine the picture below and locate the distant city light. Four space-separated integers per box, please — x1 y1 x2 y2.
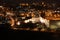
24 20 30 23
16 21 20 25
0 6 3 8
22 17 25 19
0 2 60 32
50 25 57 29
57 22 60 26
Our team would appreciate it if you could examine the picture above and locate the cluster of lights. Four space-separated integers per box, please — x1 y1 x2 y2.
0 5 60 32
54 11 60 13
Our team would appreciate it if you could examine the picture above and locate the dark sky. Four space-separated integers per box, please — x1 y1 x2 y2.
0 0 60 7
0 0 60 3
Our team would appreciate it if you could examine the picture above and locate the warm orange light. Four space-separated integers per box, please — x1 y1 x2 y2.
40 28 46 32
9 16 15 27
33 28 38 31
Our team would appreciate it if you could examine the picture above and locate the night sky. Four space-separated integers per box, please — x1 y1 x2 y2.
0 0 60 3
0 0 60 8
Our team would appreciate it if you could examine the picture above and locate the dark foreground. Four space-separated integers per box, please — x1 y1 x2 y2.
0 24 60 40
